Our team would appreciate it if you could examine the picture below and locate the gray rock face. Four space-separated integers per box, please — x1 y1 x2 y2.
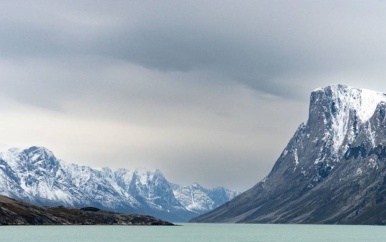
192 84 386 224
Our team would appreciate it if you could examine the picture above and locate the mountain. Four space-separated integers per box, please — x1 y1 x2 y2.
192 84 386 225
0 146 237 222
0 195 173 225
172 183 239 214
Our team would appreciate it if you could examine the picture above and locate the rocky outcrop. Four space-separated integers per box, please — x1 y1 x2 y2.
0 195 173 225
192 85 386 225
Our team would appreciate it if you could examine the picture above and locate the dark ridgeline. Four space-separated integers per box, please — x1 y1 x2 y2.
0 195 173 225
192 84 386 225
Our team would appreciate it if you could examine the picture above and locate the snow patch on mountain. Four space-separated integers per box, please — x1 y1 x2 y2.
314 84 386 122
312 84 386 153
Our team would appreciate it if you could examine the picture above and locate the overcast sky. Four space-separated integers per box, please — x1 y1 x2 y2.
1 1 386 191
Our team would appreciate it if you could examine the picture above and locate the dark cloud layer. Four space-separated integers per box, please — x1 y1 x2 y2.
3 1 386 99
1 1 386 190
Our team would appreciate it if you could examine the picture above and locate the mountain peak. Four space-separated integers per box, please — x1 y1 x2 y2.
24 146 55 159
311 84 386 122
193 85 386 224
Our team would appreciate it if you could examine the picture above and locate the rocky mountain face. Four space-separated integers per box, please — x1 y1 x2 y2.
0 195 173 225
192 84 386 225
0 146 237 222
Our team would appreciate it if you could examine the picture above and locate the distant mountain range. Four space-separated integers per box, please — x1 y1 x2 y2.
193 84 386 225
0 146 238 222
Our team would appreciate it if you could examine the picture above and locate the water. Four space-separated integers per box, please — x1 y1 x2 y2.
1 223 386 242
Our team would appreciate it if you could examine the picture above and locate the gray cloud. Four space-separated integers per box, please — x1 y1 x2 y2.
3 1 386 97
1 0 386 190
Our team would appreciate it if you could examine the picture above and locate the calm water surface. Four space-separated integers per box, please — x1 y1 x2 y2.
1 223 386 242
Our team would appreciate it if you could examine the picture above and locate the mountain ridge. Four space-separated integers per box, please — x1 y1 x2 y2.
0 146 238 222
192 84 386 224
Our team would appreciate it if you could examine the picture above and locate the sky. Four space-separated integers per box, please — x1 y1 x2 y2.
1 1 386 191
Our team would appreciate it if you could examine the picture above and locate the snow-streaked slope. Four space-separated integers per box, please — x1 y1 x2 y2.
313 85 386 122
193 84 386 224
311 84 386 152
172 183 239 213
0 146 237 222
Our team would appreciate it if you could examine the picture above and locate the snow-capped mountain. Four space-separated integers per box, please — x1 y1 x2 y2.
193 84 386 224
0 146 237 222
172 183 239 214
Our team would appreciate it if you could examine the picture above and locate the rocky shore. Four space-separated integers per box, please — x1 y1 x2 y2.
0 195 173 225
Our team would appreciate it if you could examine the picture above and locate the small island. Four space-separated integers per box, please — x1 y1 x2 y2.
0 195 173 226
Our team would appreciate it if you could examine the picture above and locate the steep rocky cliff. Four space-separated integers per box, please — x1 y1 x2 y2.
193 84 386 225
